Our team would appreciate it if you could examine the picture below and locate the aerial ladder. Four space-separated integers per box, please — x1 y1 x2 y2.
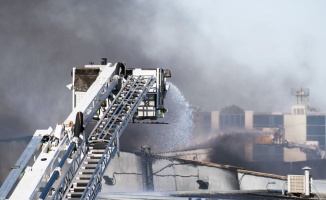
283 140 326 160
257 128 326 160
0 59 171 200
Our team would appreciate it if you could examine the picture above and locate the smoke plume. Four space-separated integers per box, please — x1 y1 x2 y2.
1 0 326 184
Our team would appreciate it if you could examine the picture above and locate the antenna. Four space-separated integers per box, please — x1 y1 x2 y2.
291 88 318 112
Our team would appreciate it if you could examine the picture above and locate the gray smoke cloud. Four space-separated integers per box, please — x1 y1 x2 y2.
1 0 326 184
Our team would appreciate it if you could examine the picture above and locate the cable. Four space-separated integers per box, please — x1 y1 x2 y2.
281 182 287 196
113 172 142 176
153 163 185 175
107 172 143 186
154 174 199 178
238 173 247 187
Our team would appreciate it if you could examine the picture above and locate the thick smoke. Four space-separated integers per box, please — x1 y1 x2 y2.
192 131 255 166
191 131 326 178
1 0 326 184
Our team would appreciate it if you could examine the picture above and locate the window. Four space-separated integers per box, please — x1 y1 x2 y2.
307 116 325 126
253 114 284 128
306 115 326 150
219 105 245 130
219 114 245 130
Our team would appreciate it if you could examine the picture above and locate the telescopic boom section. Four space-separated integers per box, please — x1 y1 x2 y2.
0 59 171 200
0 60 171 200
38 112 84 200
64 75 157 199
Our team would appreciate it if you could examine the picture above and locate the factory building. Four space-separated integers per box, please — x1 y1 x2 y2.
195 88 326 162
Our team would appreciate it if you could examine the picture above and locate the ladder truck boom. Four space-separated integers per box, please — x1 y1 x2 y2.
0 59 171 200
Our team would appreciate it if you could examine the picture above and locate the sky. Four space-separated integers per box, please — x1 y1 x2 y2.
1 0 326 184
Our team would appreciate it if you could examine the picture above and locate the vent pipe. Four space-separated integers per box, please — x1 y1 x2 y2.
303 166 311 197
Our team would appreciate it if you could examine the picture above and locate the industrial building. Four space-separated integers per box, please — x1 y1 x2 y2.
194 88 326 163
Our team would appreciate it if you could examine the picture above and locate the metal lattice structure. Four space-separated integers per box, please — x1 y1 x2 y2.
51 75 156 199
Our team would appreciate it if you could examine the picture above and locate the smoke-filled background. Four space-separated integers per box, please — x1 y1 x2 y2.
1 0 326 184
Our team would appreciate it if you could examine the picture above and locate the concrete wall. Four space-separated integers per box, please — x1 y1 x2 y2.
152 159 239 192
238 172 286 191
101 151 299 196
103 152 144 192
312 180 326 195
102 152 240 193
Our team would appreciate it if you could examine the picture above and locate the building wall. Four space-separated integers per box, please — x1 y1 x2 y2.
198 108 326 162
245 111 253 129
283 114 307 162
211 111 219 133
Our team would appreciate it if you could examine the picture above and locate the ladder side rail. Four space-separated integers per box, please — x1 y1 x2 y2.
89 155 109 200
89 75 138 140
83 80 118 127
97 75 147 140
50 142 88 199
81 143 118 200
61 144 86 199
87 75 144 142
112 76 156 141
87 76 134 141
81 77 156 199
63 144 87 198
95 76 149 139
